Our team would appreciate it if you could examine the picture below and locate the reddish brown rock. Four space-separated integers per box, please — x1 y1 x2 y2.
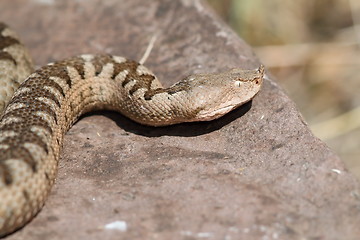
1 0 360 239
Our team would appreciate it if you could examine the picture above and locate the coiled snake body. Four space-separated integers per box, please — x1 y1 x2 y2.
0 23 263 236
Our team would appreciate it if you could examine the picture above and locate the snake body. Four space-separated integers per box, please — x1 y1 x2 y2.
0 23 263 236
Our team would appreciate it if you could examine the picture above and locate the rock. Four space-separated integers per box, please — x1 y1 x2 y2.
1 0 360 239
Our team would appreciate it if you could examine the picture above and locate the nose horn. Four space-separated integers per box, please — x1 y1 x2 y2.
258 65 265 76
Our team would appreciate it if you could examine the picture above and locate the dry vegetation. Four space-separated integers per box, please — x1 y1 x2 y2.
207 0 360 178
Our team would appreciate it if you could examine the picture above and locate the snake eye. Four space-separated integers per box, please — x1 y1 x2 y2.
234 80 242 88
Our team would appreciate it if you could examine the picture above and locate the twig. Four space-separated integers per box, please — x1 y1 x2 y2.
139 34 158 65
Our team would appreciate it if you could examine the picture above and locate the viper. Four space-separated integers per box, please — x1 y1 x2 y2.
0 22 263 236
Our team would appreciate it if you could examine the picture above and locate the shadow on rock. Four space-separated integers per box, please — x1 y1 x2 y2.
83 101 252 137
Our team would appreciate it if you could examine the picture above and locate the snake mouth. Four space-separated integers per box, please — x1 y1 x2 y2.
195 95 255 122
195 105 235 121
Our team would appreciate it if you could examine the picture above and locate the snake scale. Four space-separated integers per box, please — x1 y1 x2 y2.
0 22 263 236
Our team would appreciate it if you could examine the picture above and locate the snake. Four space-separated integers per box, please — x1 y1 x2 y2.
0 22 264 236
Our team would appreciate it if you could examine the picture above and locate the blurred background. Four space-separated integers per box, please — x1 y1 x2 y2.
206 0 360 179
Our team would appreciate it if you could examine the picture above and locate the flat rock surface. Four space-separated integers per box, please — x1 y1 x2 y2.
1 0 360 239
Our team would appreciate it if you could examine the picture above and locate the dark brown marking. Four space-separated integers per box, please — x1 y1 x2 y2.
79 91 85 103
91 55 114 76
0 162 13 185
7 101 57 129
47 77 66 97
70 102 76 112
128 74 155 96
12 85 61 108
112 60 138 80
2 108 53 135
144 88 163 100
24 74 66 98
129 87 136 96
121 77 131 87
64 113 69 124
0 146 38 174
1 104 53 161
44 172 50 181
112 60 157 96
72 62 85 79
166 81 191 95
0 52 16 65
22 190 30 201
91 56 103 75
38 62 73 88
64 71 72 87
0 120 50 138
143 82 190 100
0 36 19 50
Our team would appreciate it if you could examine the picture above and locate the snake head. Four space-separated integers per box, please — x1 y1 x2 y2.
188 65 264 121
